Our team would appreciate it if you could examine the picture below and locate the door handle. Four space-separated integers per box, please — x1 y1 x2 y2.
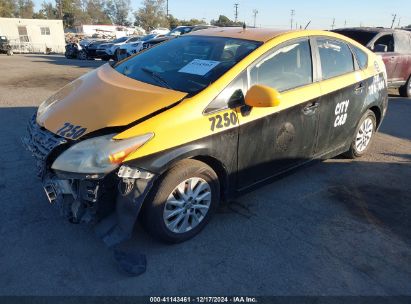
302 102 319 115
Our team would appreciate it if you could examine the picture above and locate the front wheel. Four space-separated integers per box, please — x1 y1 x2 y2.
7 49 13 56
399 76 411 98
344 110 376 159
141 159 220 243
77 50 87 60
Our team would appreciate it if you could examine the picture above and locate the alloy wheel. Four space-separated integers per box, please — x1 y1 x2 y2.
355 117 374 153
163 177 212 234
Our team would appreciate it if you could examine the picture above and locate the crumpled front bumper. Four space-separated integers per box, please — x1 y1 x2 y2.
22 113 157 246
22 114 68 178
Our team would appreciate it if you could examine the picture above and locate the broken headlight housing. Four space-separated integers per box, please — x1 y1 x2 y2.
51 133 153 174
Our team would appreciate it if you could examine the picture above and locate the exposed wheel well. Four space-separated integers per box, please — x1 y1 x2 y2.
191 155 229 201
369 106 382 128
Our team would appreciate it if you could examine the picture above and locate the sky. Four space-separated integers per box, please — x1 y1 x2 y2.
33 0 411 30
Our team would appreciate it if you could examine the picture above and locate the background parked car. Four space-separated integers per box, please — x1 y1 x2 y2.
150 27 170 35
114 33 161 61
79 39 109 60
143 25 216 50
96 36 142 61
0 36 13 56
334 27 411 97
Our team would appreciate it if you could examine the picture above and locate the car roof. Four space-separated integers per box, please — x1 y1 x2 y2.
187 27 292 42
334 27 400 33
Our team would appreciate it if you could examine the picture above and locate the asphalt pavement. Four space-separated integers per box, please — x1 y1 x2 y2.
0 55 410 296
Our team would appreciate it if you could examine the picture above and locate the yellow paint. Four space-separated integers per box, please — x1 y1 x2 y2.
116 30 381 161
245 85 282 108
41 29 381 163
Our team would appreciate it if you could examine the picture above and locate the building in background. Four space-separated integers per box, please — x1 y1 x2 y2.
0 18 65 53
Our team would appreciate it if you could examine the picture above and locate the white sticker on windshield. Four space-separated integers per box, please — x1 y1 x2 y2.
178 59 220 76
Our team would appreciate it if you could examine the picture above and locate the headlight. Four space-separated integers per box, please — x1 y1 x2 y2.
51 133 153 174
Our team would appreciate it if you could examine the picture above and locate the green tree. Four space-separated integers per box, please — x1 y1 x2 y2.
134 0 168 31
0 0 17 17
211 15 242 27
17 0 34 18
105 0 131 25
86 0 111 24
38 1 58 19
55 0 85 28
180 18 204 26
167 14 181 29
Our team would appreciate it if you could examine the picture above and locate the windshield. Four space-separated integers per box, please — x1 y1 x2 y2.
333 30 377 46
114 36 261 95
141 34 157 41
127 37 140 43
169 27 194 36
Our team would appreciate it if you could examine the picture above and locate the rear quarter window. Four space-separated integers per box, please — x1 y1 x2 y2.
394 32 411 54
351 45 368 69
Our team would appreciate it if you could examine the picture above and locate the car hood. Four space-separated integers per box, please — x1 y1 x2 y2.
36 64 188 138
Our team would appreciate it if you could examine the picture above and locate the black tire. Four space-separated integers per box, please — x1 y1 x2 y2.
399 76 411 98
141 159 220 243
344 110 376 159
7 49 13 56
77 50 87 60
114 49 121 61
102 56 111 61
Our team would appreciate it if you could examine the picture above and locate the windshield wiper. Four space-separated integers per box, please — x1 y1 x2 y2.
141 67 172 89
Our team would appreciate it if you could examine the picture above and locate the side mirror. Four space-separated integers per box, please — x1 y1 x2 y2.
374 44 388 53
245 85 282 108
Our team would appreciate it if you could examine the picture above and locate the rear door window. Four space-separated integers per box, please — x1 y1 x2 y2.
317 38 355 80
249 39 313 92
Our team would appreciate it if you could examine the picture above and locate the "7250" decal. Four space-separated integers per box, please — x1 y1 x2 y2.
209 112 237 131
56 122 87 140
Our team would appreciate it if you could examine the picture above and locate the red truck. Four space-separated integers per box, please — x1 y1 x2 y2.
334 28 411 97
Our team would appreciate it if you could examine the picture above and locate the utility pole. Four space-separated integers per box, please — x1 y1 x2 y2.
344 20 347 27
331 18 335 30
290 9 295 29
397 17 401 28
253 9 258 28
391 14 397 28
166 0 169 17
234 3 239 23
59 0 63 19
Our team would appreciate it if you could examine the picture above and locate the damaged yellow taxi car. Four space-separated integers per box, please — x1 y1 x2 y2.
23 27 388 245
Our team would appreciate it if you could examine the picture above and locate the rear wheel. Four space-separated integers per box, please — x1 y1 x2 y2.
142 159 220 243
7 49 13 56
399 76 411 98
344 110 376 159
